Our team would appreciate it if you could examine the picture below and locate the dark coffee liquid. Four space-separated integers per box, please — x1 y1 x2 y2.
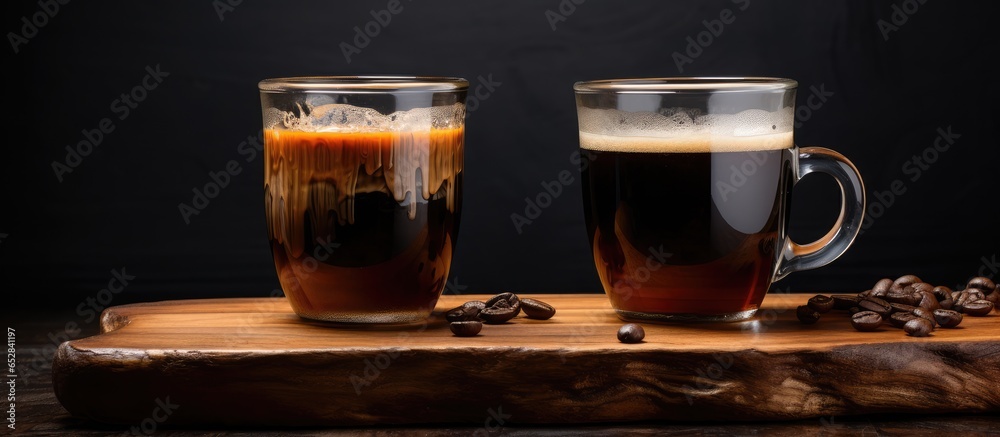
581 138 794 317
265 129 463 322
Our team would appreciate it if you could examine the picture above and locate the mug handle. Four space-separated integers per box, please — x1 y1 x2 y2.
775 147 866 281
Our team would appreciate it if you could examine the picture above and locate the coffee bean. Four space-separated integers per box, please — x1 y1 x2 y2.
889 312 918 328
953 291 971 313
904 318 934 337
872 287 889 299
449 320 483 337
859 297 892 317
894 275 922 289
968 289 987 301
851 311 882 332
967 277 997 294
520 298 556 320
890 303 918 314
832 295 861 310
807 295 835 313
909 282 934 294
480 293 522 324
933 309 963 328
986 291 999 306
797 305 821 324
886 290 917 306
445 301 486 323
873 278 894 295
617 323 645 343
912 307 937 328
857 289 873 298
938 297 954 310
486 292 521 310
848 306 862 315
932 286 952 302
962 300 995 317
914 291 941 311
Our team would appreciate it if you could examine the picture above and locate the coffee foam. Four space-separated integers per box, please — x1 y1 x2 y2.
264 102 465 133
578 107 794 153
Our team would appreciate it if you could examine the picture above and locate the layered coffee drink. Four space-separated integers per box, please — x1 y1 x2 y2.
580 108 795 319
264 103 464 322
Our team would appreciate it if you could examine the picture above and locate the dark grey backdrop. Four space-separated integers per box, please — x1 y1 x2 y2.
3 0 998 308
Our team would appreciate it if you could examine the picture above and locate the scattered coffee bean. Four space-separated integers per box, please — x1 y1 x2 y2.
933 309 963 328
797 305 821 324
904 317 934 337
806 273 993 338
931 286 952 302
520 298 556 320
617 323 645 343
915 291 941 311
890 303 918 314
889 312 919 328
859 297 892 317
445 301 486 323
886 289 917 306
968 289 987 301
894 275 922 289
967 277 997 294
938 297 954 310
851 311 882 332
480 292 522 324
807 295 835 313
962 300 995 317
911 307 937 328
872 278 893 295
449 320 483 337
832 295 861 310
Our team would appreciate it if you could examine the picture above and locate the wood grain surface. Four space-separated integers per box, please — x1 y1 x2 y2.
52 294 1000 426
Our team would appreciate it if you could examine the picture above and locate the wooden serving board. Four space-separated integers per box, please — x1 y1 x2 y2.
53 294 1000 426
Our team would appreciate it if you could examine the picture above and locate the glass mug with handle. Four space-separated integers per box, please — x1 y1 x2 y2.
575 77 864 322
259 76 467 323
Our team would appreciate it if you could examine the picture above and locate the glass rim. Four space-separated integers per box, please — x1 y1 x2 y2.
574 77 798 94
259 76 469 93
